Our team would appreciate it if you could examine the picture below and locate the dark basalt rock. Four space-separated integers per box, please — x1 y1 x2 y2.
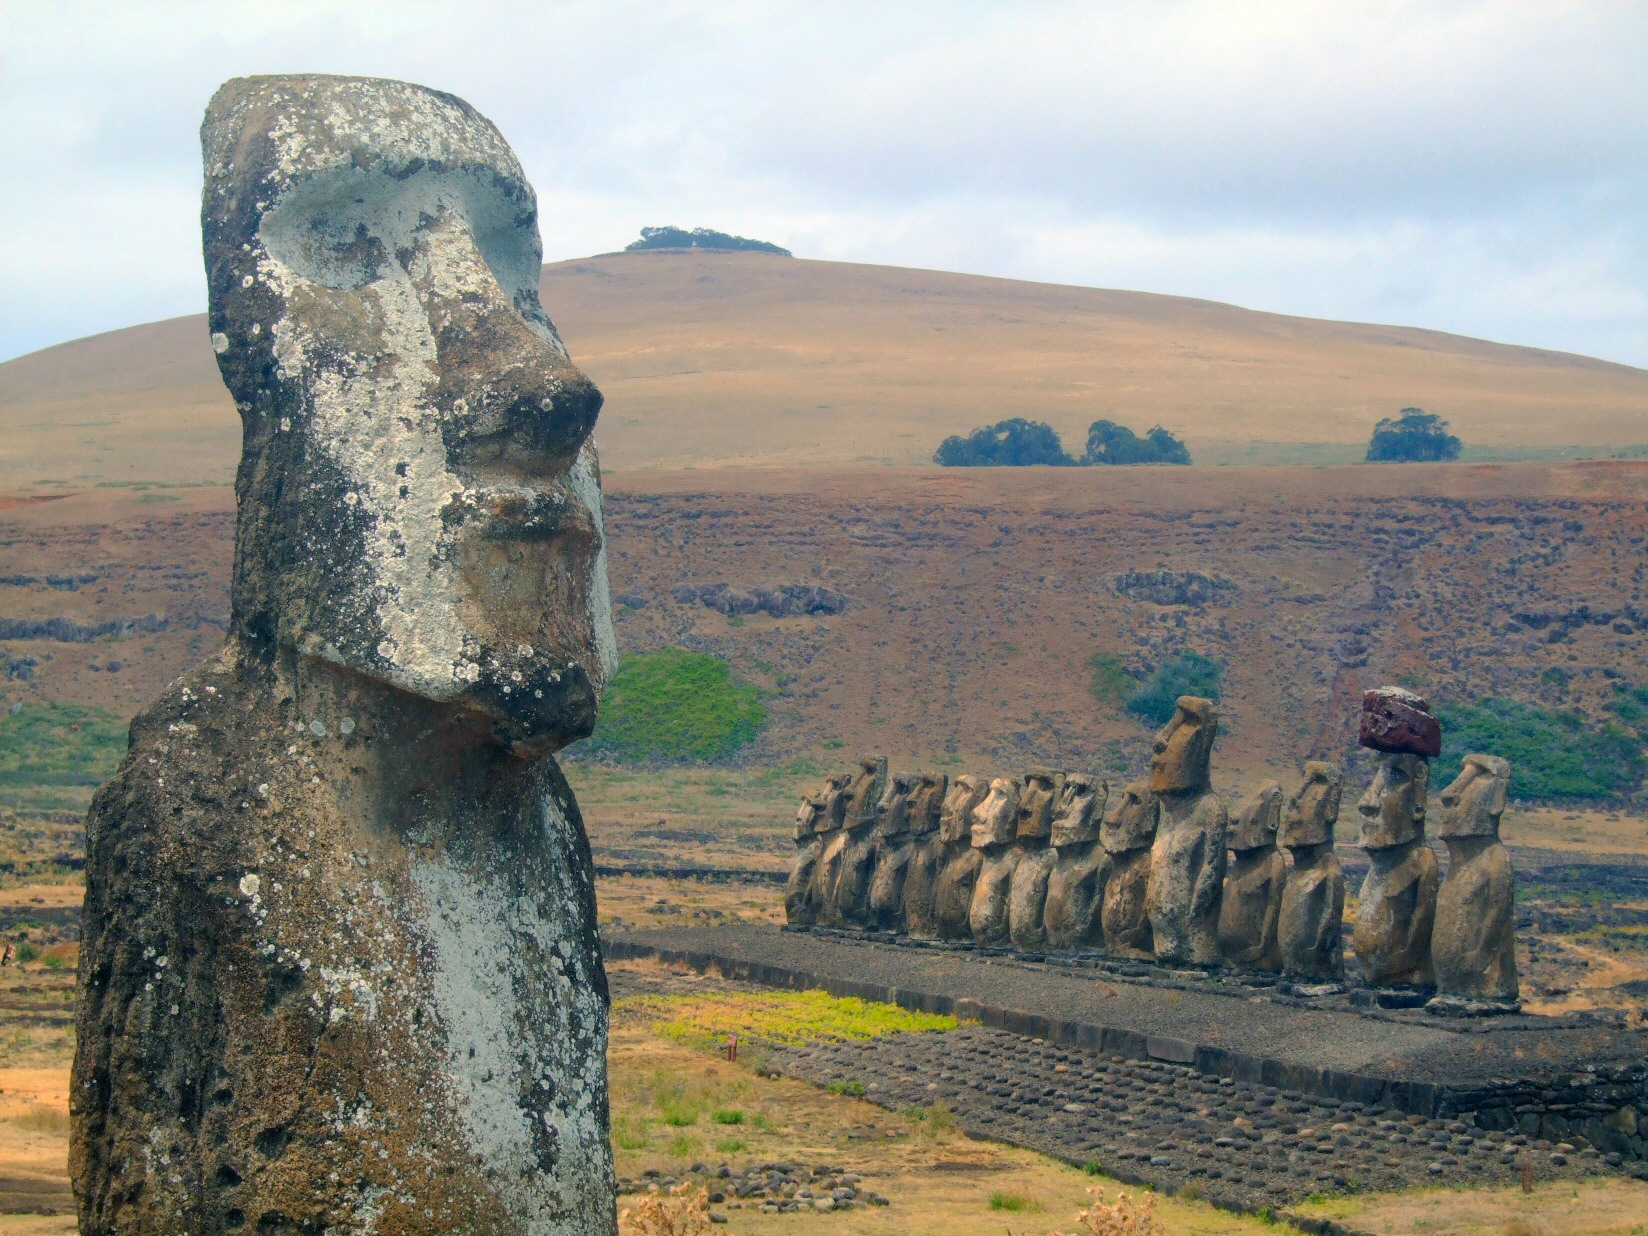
1359 687 1442 757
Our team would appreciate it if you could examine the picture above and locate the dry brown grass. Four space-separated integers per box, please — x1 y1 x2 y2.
1289 1177 1648 1235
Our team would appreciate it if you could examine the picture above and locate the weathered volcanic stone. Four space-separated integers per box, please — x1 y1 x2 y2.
1100 780 1158 957
1144 698 1226 966
822 757 886 926
1278 762 1346 982
899 772 949 936
1432 755 1519 1002
968 778 1021 945
1359 686 1443 758
1353 754 1438 988
868 773 918 930
1218 781 1285 971
933 776 989 940
786 772 848 925
1043 775 1109 951
1007 768 1062 947
73 75 618 1235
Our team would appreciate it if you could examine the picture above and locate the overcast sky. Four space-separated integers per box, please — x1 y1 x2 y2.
3 1 1645 366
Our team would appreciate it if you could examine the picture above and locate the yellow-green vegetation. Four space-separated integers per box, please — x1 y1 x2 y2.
585 648 767 762
987 1190 1040 1212
0 699 127 814
616 988 956 1052
1437 697 1645 801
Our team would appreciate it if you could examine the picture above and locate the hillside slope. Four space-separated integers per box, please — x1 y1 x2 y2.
4 251 1647 489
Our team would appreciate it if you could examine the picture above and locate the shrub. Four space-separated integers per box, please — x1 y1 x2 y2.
626 226 790 256
1436 697 1646 801
1082 420 1191 466
1086 653 1135 707
988 1192 1036 1212
619 1183 713 1236
1608 681 1648 732
1365 408 1462 462
591 649 767 762
1051 1185 1163 1236
935 417 1076 467
709 1108 744 1125
1124 653 1223 727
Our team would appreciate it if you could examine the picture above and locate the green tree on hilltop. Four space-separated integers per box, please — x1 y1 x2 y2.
1365 408 1462 462
934 418 1076 466
1082 420 1192 465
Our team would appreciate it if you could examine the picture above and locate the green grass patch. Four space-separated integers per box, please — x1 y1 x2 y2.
1436 697 1646 801
615 989 957 1053
589 648 766 762
1124 652 1222 727
714 1137 746 1153
826 1079 865 1096
1085 652 1135 708
988 1192 1038 1213
0 699 128 811
710 1108 744 1125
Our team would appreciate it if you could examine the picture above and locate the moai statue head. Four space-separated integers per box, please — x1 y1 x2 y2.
202 75 614 757
1227 781 1283 852
817 772 851 835
1356 754 1430 848
1282 761 1343 848
795 792 826 842
845 755 889 830
910 772 949 838
970 777 1020 849
1149 696 1218 795
940 775 990 845
1051 774 1108 849
1101 779 1159 855
1015 767 1064 842
1437 754 1511 840
875 772 918 841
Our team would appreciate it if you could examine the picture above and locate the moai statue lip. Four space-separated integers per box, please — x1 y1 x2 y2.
1282 761 1344 849
1356 752 1430 848
1101 779 1159 854
940 775 990 845
201 74 614 759
1437 754 1510 839
1148 696 1217 795
971 777 1020 849
1051 774 1108 849
1227 781 1283 852
1015 767 1064 842
909 772 949 838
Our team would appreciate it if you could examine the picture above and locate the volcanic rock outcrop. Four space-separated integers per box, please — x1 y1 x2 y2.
1144 697 1227 966
1432 754 1520 1004
73 75 618 1235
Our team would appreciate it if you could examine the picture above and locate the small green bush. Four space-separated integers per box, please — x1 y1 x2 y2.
591 649 766 762
1124 653 1223 727
15 942 39 963
825 1079 865 1097
710 1109 744 1125
1436 697 1646 801
988 1192 1038 1212
1086 652 1135 707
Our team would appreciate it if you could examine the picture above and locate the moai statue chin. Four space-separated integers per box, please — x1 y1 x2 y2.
868 772 920 931
900 772 949 936
934 775 990 940
1277 762 1346 983
73 76 618 1235
1144 697 1227 966
1099 779 1158 957
1217 781 1286 972
1043 774 1110 951
1431 755 1519 1004
1351 688 1442 989
786 772 850 925
967 777 1021 945
1008 767 1063 950
824 755 887 927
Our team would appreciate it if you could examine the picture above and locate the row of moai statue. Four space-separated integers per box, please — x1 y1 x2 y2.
785 687 1518 1005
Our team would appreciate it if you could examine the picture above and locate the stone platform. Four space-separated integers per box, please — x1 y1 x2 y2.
605 923 1648 1162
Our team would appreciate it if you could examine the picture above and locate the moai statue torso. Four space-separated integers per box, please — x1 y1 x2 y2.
1100 780 1158 957
934 775 990 940
967 777 1022 945
868 773 919 930
74 76 619 1236
1043 774 1110 951
1144 698 1228 966
1351 687 1442 988
786 773 849 925
1277 762 1346 982
825 756 888 927
1217 781 1286 971
1432 755 1518 1002
900 772 949 936
1009 767 1063 950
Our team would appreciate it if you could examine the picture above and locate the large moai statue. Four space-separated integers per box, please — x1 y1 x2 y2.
1008 767 1063 949
968 777 1022 945
900 772 949 936
1100 779 1158 957
824 755 887 926
1144 697 1228 966
1043 774 1110 951
73 76 619 1235
1277 762 1347 982
868 772 919 930
934 775 990 940
1217 781 1286 971
1351 688 1441 988
785 772 849 925
1432 755 1519 1004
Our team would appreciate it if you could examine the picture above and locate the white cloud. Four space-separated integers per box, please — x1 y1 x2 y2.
0 0 1643 365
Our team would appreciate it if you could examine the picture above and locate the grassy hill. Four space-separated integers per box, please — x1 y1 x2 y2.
4 250 1647 490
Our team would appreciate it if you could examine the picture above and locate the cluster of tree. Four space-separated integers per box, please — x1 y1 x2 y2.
1365 408 1462 462
625 226 791 256
934 417 1192 467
